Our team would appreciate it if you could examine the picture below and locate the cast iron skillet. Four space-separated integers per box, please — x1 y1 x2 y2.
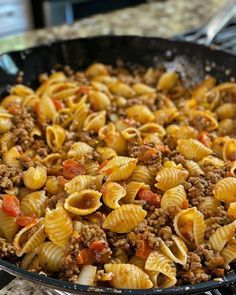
0 36 236 294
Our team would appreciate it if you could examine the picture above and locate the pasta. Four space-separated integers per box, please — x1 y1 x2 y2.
101 182 126 209
104 263 153 289
2 62 236 289
103 204 147 233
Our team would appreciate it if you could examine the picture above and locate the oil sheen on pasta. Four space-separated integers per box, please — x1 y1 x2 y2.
0 63 236 289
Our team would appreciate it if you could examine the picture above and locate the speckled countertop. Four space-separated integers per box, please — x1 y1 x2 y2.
0 0 229 294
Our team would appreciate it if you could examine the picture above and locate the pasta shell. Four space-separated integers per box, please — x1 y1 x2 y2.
104 263 153 289
96 147 117 162
161 185 187 211
129 256 158 288
0 110 13 134
70 96 89 130
155 167 189 191
86 63 108 77
216 103 236 120
100 156 138 182
221 244 236 269
64 175 96 194
89 91 111 111
83 111 106 132
132 83 155 95
38 95 57 121
45 204 73 248
138 123 166 138
230 161 236 177
38 241 65 271
177 139 213 161
223 138 236 162
109 81 135 98
0 205 19 242
23 167 47 190
77 265 97 286
68 142 93 159
166 124 198 140
145 251 177 288
190 110 218 131
199 156 225 168
228 202 236 217
13 219 46 257
129 165 153 185
213 177 236 202
103 204 147 233
198 197 221 215
101 182 126 209
174 207 205 246
154 108 179 125
121 127 141 141
159 235 187 265
10 84 34 97
157 72 178 91
122 182 149 204
3 146 22 168
46 125 66 152
126 105 155 124
20 190 47 217
209 221 236 252
64 189 102 215
184 160 204 176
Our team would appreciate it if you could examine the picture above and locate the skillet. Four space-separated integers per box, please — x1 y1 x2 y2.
0 35 236 294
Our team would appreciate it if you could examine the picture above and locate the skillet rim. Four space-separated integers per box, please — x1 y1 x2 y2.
0 35 236 294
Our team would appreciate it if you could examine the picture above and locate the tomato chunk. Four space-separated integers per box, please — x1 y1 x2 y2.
139 148 157 162
137 189 161 207
136 239 152 259
76 249 95 265
198 132 211 147
63 159 86 180
16 215 37 227
78 86 90 95
2 195 20 217
90 240 108 252
52 99 63 110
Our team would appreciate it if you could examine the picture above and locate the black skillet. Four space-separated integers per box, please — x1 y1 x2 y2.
0 36 236 294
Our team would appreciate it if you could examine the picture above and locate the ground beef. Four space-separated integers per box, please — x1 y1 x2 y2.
75 131 99 148
11 109 36 151
183 176 212 207
81 224 107 246
0 164 22 190
197 244 224 269
19 154 34 169
48 192 67 209
0 239 15 258
177 268 210 285
205 215 233 239
60 254 80 283
127 142 162 166
183 252 202 271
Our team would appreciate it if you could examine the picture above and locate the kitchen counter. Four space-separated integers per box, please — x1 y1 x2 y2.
0 0 228 54
0 0 229 294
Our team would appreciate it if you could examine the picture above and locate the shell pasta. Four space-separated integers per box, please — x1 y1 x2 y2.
1 62 236 289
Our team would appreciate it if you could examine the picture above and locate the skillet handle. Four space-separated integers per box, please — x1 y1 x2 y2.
0 269 15 289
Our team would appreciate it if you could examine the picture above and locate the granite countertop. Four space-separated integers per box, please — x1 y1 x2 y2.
0 0 229 294
0 0 228 54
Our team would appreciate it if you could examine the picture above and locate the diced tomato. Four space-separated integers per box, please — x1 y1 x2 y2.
182 199 189 209
90 240 108 252
63 159 86 180
7 103 21 114
98 160 109 171
78 86 90 95
2 195 20 217
76 248 95 265
198 132 211 148
52 99 63 110
139 148 157 162
136 239 152 259
137 189 161 207
16 215 37 227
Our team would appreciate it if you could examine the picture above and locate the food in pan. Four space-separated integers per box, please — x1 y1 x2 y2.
0 62 236 289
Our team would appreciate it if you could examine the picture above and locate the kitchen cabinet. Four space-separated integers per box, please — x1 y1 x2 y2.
0 0 32 37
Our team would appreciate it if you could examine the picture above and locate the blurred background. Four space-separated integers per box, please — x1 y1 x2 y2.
0 0 229 54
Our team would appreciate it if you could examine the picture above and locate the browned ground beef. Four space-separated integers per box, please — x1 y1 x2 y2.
0 239 15 258
0 164 22 190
